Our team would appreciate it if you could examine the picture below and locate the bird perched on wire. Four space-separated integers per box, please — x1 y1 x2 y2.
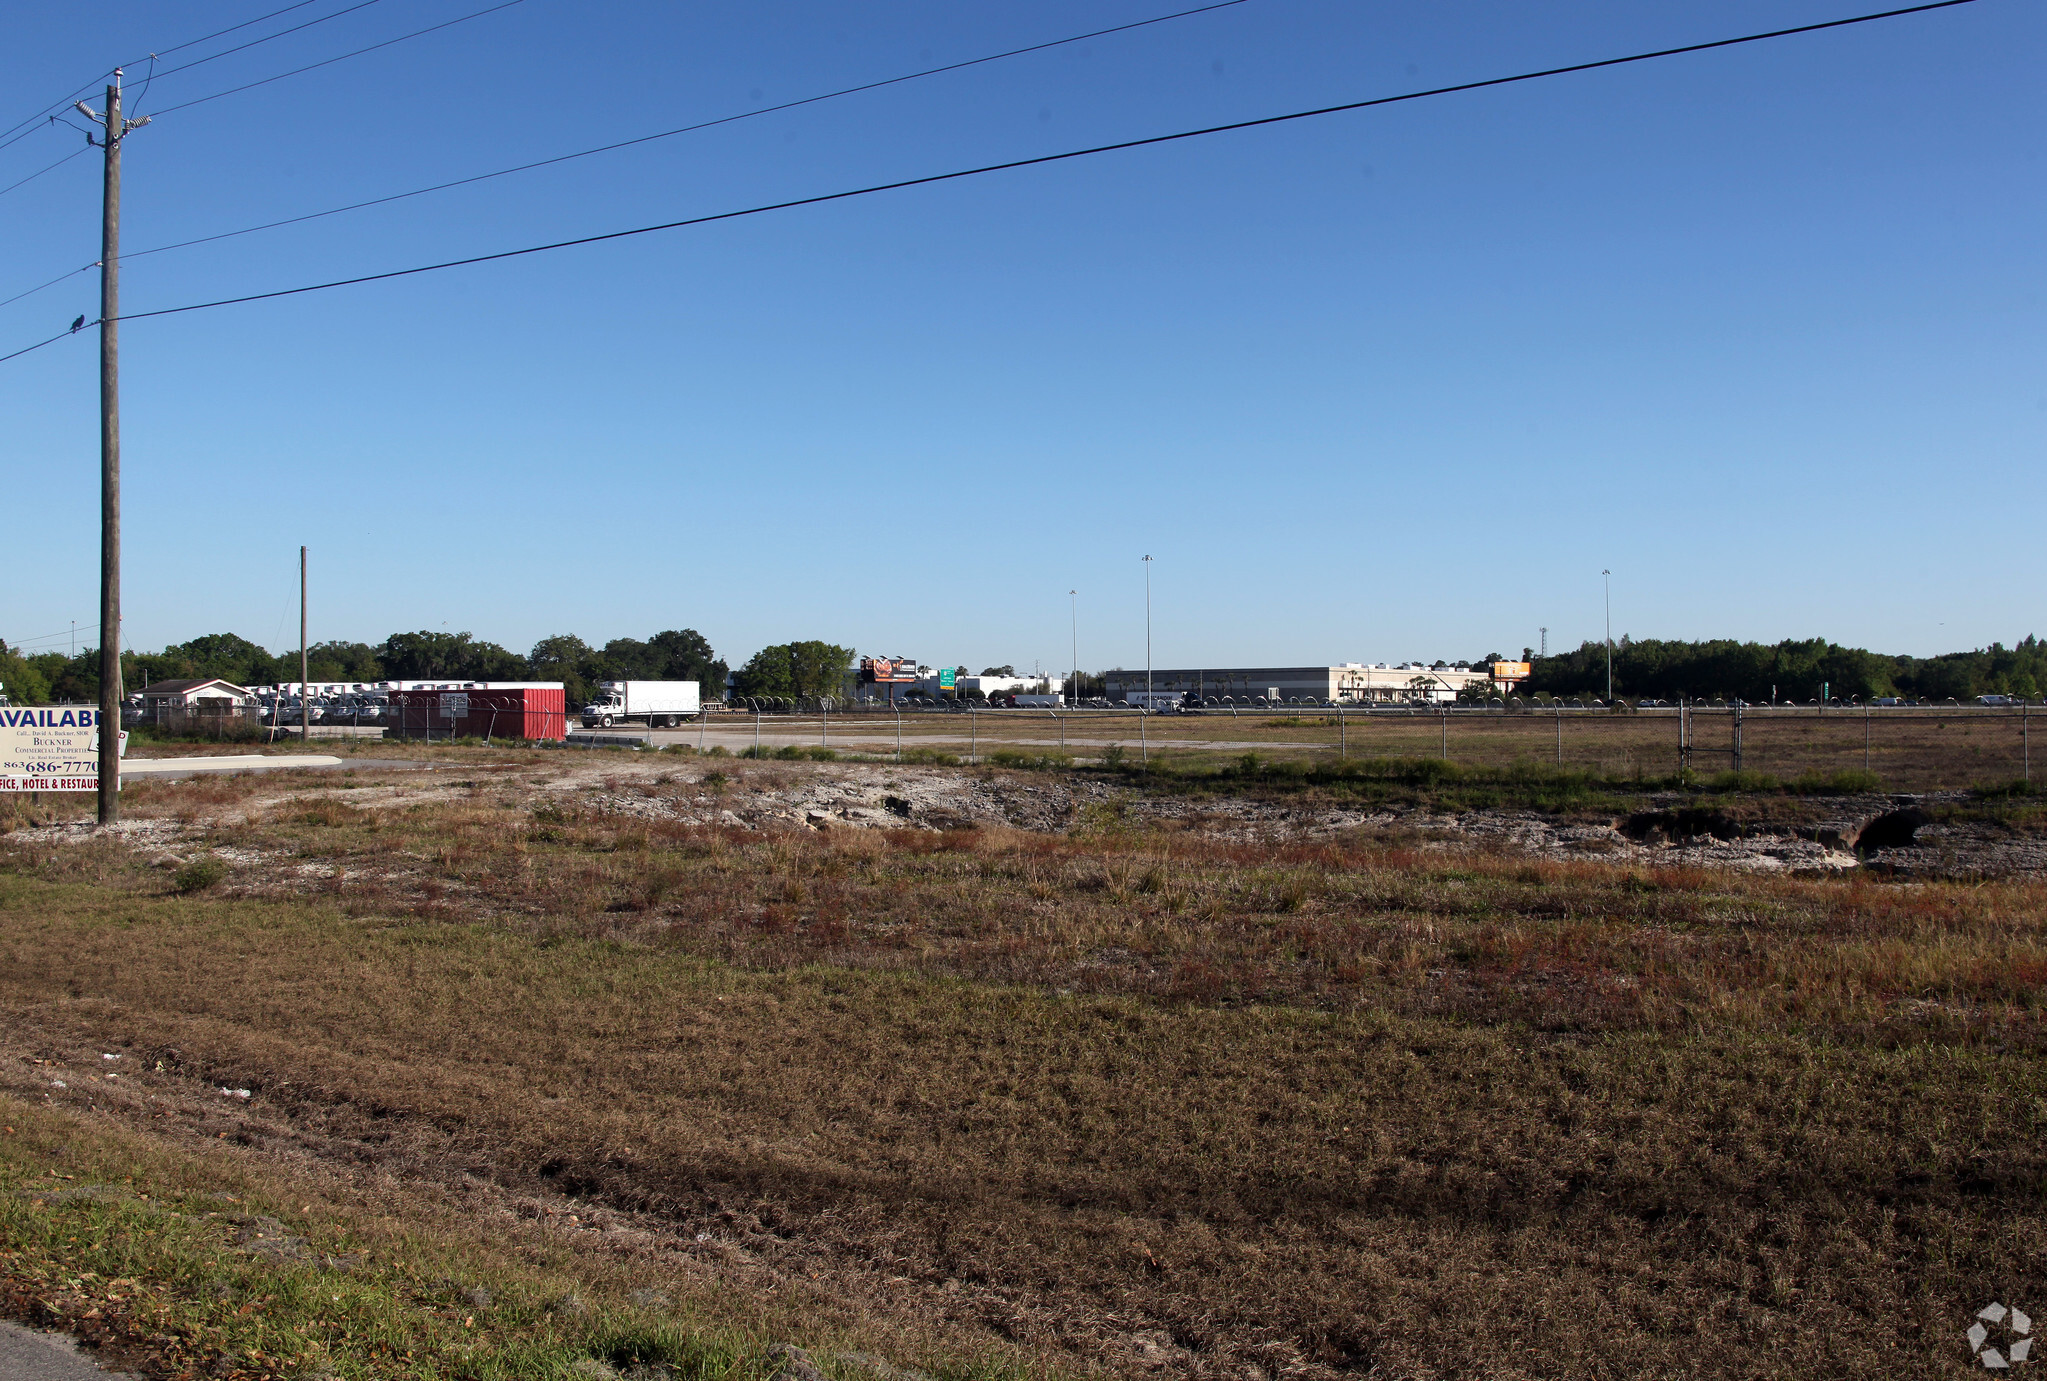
70 315 85 332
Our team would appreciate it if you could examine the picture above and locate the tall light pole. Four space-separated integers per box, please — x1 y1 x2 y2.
1601 570 1612 703
1142 556 1153 708
1069 589 1077 704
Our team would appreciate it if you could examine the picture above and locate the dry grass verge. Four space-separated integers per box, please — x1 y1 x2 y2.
1 757 2044 1377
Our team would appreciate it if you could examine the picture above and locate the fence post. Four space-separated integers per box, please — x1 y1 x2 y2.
970 707 977 765
1556 704 1563 767
1864 703 1871 776
2025 706 2030 785
896 706 903 764
1338 704 1345 760
822 701 828 751
1139 706 1147 768
1441 707 1448 760
1732 702 1743 773
754 703 761 758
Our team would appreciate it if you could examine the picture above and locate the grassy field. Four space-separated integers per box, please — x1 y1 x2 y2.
682 705 2039 792
0 1092 777 1381
3 752 2046 1377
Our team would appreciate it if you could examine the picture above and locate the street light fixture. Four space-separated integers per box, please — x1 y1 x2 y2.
1142 556 1153 709
1602 570 1612 703
1069 589 1078 705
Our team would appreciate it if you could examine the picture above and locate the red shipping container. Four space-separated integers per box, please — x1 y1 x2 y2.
388 685 566 741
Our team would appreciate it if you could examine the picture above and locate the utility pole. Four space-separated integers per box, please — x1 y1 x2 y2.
1142 556 1153 711
80 72 147 827
1069 589 1078 705
1601 570 1612 703
300 546 310 742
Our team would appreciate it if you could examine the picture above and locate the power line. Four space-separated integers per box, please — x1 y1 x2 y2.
5 623 101 651
0 0 1986 365
0 0 342 154
0 266 92 313
0 145 89 198
146 0 531 118
103 0 1250 269
0 323 92 365
0 0 1249 311
145 0 327 61
134 0 390 101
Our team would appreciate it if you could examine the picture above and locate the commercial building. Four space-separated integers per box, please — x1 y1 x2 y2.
852 658 1065 702
916 672 1064 700
138 678 256 709
1102 664 1495 705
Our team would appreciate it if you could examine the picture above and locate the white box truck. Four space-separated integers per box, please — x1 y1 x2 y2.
580 680 701 728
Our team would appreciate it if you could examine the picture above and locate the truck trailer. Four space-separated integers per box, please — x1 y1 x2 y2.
580 680 702 728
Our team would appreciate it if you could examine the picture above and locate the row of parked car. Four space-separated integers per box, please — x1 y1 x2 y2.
258 693 392 725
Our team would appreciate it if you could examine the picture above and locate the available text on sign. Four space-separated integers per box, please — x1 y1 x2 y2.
0 706 119 792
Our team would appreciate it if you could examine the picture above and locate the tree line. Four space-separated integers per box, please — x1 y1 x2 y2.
1525 636 2047 702
4 629 2039 708
0 628 763 711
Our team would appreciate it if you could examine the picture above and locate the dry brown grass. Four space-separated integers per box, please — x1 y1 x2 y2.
3 758 2045 1378
797 705 2038 791
184 776 2047 1044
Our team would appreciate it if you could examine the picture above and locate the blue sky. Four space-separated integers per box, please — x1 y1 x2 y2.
2 0 2040 676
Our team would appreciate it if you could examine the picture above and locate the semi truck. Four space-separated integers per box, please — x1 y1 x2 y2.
580 680 701 728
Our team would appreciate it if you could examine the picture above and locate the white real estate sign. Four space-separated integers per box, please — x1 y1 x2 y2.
0 707 118 792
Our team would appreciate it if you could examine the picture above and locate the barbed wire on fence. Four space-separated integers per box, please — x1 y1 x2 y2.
118 696 2037 789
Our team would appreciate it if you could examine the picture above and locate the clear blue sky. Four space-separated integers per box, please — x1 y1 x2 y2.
2 0 2040 675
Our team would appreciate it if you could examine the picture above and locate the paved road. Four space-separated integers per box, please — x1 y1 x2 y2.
0 1321 140 1379
120 755 427 780
574 726 1341 755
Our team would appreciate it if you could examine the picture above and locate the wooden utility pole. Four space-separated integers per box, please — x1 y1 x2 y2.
82 72 146 827
300 546 309 742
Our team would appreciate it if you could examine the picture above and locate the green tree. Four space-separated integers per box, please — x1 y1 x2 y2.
0 640 52 705
32 650 95 703
135 632 283 688
592 638 660 680
305 641 383 682
376 631 523 681
731 641 852 701
1526 637 1897 702
648 628 727 702
529 634 596 708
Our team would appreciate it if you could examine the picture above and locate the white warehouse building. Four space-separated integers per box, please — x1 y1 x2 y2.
1102 663 1496 705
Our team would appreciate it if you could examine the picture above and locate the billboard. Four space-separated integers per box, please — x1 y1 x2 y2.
1491 662 1533 681
859 656 919 684
0 707 117 792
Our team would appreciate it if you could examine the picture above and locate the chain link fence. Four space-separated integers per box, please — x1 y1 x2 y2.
657 701 2039 791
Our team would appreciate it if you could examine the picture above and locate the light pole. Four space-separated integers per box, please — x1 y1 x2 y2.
1601 570 1612 703
1069 589 1078 706
1142 556 1153 709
